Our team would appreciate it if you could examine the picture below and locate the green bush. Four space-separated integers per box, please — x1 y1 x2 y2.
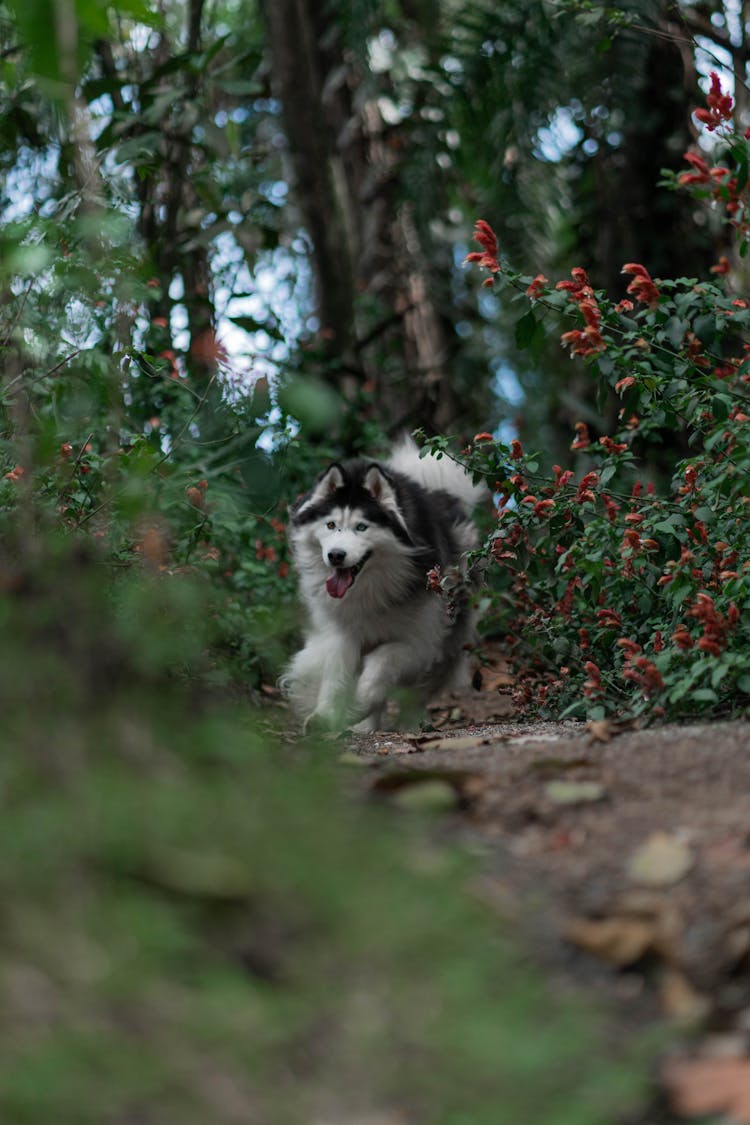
458 75 750 722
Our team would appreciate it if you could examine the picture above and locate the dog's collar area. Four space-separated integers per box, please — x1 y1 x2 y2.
325 551 372 599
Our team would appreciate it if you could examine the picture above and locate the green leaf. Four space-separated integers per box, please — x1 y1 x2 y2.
712 394 732 423
737 675 750 695
515 310 538 350
664 316 687 349
692 688 718 703
652 519 683 535
692 313 717 346
218 79 264 96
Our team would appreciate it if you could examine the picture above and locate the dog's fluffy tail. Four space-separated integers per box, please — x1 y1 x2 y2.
387 436 486 514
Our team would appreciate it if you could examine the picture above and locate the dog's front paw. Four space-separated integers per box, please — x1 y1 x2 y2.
348 714 378 734
301 707 347 735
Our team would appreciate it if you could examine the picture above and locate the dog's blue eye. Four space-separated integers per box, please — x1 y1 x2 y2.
355 522 368 532
326 521 336 530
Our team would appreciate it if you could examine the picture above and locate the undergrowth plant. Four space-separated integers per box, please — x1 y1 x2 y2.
456 72 750 723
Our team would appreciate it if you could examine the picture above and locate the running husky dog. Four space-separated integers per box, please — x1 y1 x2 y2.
282 438 485 731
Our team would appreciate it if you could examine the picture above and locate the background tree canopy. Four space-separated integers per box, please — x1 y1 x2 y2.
2 0 743 467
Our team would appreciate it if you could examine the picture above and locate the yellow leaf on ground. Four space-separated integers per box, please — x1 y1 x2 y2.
628 832 694 887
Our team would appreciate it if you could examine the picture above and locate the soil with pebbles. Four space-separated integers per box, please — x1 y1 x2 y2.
348 684 750 1123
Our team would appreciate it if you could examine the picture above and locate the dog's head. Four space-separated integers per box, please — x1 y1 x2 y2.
290 461 411 599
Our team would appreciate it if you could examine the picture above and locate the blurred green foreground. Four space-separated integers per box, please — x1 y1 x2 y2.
0 529 648 1125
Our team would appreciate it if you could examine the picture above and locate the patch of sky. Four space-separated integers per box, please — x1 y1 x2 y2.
260 180 288 205
439 54 463 76
252 97 282 116
211 229 313 393
721 0 744 47
1 147 59 222
369 29 397 74
215 106 250 128
492 360 525 410
87 93 114 140
534 106 583 163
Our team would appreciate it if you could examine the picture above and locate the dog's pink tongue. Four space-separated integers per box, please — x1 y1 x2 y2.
326 568 354 598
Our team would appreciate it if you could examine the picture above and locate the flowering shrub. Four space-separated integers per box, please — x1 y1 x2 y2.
454 73 750 722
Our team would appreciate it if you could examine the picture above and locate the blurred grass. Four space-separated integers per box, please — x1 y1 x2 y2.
0 529 649 1124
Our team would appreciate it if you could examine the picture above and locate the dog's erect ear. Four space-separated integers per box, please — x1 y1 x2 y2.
363 465 408 532
294 464 345 516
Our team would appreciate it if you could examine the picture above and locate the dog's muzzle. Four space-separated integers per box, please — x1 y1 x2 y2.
325 551 372 599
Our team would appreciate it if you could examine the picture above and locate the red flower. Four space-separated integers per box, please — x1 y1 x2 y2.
621 263 660 307
426 565 443 592
556 268 593 298
615 376 636 394
576 471 599 502
557 269 607 357
570 421 591 451
465 220 500 280
694 71 733 131
583 660 603 698
510 439 524 460
672 627 693 650
676 151 729 187
561 327 606 357
553 465 574 489
472 431 494 443
602 494 620 522
710 256 731 275
525 274 548 299
473 219 498 257
599 436 628 454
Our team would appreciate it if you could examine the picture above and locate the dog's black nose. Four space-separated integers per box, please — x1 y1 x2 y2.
327 548 347 567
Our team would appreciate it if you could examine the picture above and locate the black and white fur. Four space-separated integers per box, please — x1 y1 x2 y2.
282 437 484 731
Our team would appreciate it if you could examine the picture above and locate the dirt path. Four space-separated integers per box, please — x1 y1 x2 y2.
349 693 750 1122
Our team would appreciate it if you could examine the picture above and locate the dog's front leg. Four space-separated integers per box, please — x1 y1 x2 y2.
283 633 355 730
354 642 422 731
305 634 359 730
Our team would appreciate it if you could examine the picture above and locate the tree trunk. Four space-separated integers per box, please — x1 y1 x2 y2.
261 0 458 437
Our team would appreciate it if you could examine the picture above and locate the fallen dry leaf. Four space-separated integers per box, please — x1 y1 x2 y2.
663 1055 750 1121
416 734 492 753
476 647 515 692
371 768 481 812
659 968 710 1022
544 780 606 806
586 719 612 743
566 915 657 966
628 832 694 887
389 780 459 812
566 894 682 967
